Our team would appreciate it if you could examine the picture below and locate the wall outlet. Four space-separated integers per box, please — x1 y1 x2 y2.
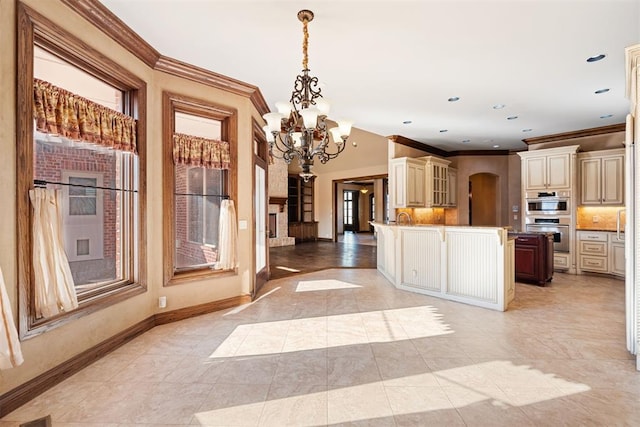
592 216 600 223
158 296 167 308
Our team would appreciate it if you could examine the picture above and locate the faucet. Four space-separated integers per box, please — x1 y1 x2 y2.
397 212 412 225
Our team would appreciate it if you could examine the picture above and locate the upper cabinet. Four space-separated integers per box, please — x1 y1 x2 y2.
446 167 457 207
420 156 451 208
389 157 425 208
389 156 453 208
578 148 625 206
518 145 579 192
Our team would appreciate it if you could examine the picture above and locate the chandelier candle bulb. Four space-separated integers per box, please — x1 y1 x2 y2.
300 108 320 128
261 9 353 179
338 120 353 138
263 125 275 143
316 98 331 115
329 127 342 144
275 102 293 116
292 132 303 147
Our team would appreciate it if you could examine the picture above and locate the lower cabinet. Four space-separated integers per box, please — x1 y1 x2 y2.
577 230 625 278
512 232 554 285
288 222 318 242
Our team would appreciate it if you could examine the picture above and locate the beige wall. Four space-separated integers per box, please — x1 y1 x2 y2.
303 127 388 240
1 0 257 394
448 155 511 226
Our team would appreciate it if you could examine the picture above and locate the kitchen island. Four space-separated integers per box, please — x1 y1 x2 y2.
371 222 515 311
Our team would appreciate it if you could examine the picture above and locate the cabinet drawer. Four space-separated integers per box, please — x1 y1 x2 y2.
577 232 608 242
579 241 607 256
579 256 608 272
554 253 570 269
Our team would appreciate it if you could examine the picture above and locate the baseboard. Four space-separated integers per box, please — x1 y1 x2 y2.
155 294 251 325
0 294 251 418
316 237 333 242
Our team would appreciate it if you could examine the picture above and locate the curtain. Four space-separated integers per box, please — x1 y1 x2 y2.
173 133 230 169
33 78 137 153
0 266 23 370
216 200 238 270
29 188 79 318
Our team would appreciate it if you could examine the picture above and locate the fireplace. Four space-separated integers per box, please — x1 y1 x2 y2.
269 213 277 238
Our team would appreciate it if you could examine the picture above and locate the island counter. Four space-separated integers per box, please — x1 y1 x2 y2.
371 222 515 311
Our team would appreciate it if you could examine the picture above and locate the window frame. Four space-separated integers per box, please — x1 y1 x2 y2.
17 4 147 339
162 91 238 286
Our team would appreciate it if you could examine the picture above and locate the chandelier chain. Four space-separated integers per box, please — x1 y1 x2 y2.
302 18 309 70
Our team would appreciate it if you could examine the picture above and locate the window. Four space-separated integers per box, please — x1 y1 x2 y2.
344 191 354 226
163 92 237 284
17 4 147 337
174 113 224 270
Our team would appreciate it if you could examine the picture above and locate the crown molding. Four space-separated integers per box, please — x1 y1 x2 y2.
389 135 512 157
60 0 160 67
388 135 450 158
155 56 269 116
522 123 625 145
60 0 270 117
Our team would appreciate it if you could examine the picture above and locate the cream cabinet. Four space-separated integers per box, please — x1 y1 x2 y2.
419 156 451 207
518 145 578 191
578 149 624 206
446 167 457 207
576 230 625 277
389 157 425 208
610 233 625 277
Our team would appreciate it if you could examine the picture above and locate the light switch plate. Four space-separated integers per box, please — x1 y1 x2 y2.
239 220 248 229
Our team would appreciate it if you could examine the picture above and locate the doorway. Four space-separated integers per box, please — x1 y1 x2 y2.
343 190 359 232
469 173 499 226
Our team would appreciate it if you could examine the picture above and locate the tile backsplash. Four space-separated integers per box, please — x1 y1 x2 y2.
576 206 625 231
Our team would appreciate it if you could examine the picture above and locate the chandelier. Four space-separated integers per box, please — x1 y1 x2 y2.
262 9 353 181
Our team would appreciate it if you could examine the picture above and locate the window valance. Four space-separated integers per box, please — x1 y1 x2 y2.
33 78 137 153
172 133 230 170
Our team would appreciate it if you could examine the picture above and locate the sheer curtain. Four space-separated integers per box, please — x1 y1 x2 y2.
29 188 78 318
217 199 238 270
0 266 23 369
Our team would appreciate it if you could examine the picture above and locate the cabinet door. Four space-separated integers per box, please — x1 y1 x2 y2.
408 162 425 206
580 158 602 205
391 161 406 208
610 242 625 276
447 168 457 207
524 157 547 190
546 153 570 189
601 155 624 205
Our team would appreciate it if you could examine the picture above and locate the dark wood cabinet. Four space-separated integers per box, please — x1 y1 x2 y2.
288 175 317 241
289 221 318 242
511 232 554 285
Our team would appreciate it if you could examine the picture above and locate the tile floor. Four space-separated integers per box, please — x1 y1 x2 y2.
1 269 639 426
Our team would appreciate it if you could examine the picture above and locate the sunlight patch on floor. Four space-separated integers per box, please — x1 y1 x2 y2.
209 305 452 358
193 360 590 425
275 265 300 272
296 279 363 292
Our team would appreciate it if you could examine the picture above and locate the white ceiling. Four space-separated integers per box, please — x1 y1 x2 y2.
100 0 640 152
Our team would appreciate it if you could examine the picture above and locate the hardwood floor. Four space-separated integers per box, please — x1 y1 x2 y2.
269 232 377 280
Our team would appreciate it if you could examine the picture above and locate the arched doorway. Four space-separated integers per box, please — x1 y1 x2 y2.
469 173 499 226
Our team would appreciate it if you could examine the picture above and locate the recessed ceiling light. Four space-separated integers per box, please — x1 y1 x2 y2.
448 96 460 102
522 128 533 132
587 54 606 63
439 129 448 133
462 139 471 143
402 120 412 124
600 114 613 119
493 104 506 110
507 116 518 120
492 144 500 148
594 88 610 94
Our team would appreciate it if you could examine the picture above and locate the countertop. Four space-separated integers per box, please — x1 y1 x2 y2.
576 228 619 232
